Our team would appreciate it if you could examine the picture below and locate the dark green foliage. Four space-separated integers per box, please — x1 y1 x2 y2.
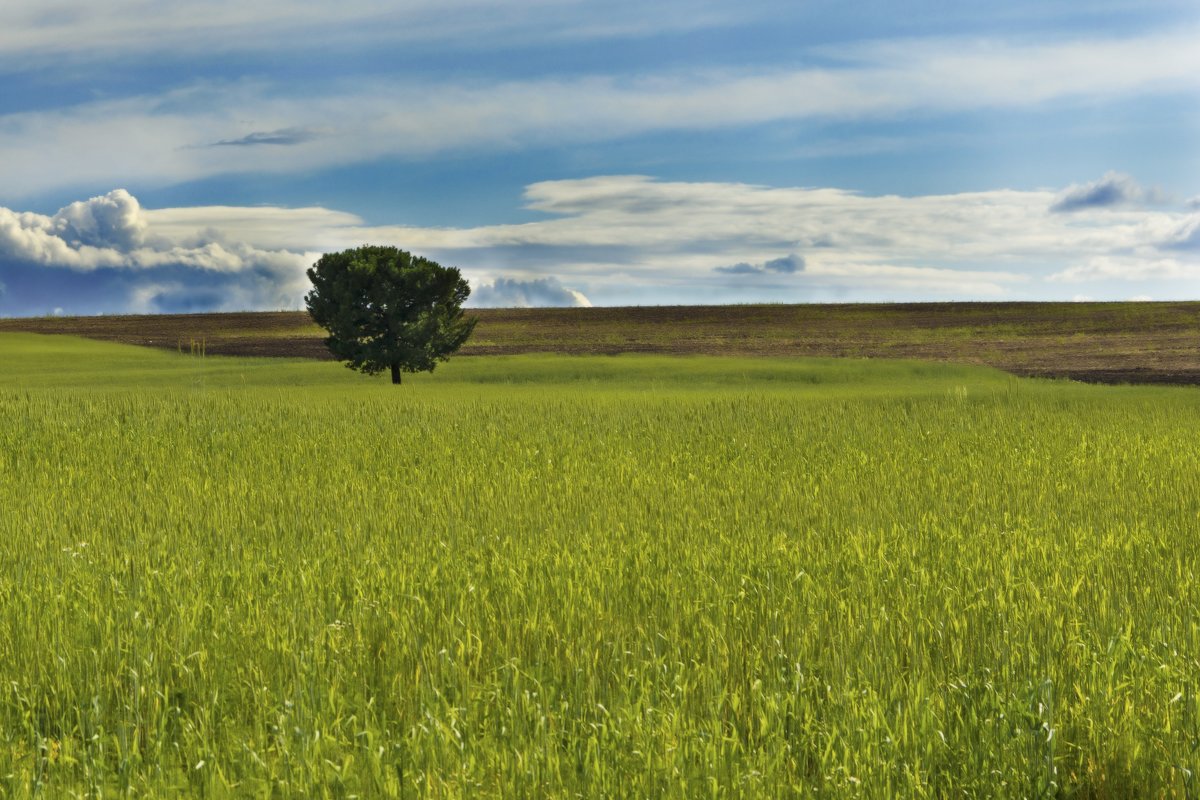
305 246 476 383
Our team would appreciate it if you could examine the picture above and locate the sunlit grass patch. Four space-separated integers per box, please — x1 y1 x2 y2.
1 334 1198 797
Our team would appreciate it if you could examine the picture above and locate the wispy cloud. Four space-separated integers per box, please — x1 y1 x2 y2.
0 0 744 65
209 127 319 147
2 29 1197 199
1048 255 1199 282
325 173 1200 301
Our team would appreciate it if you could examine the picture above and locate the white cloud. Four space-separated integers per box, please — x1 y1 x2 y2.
0 189 310 274
470 277 592 308
1 29 1197 198
1048 255 1199 282
348 174 1200 300
144 204 364 253
1 202 125 270
351 175 1178 258
127 282 182 315
0 0 746 65
5 173 1200 312
829 31 1200 107
1160 214 1200 250
52 188 148 249
0 190 315 312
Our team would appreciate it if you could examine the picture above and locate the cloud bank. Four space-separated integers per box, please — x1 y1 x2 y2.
0 190 315 314
2 174 1198 315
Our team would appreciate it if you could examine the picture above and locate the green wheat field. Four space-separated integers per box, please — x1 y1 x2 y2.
2 332 1199 797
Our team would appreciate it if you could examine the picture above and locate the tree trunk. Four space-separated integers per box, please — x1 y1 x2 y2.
391 362 401 384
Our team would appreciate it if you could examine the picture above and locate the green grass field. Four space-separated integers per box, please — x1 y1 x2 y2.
2 333 1199 797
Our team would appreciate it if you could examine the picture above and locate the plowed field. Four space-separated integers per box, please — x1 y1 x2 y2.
4 301 1200 384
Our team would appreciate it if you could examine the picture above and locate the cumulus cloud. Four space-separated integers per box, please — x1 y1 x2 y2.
470 277 592 308
1050 171 1157 212
0 189 307 273
0 189 163 271
53 189 148 249
0 190 314 315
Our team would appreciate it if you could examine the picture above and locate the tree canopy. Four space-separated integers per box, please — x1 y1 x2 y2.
305 246 476 384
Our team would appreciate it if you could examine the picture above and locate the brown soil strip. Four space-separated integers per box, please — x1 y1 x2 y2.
3 302 1200 385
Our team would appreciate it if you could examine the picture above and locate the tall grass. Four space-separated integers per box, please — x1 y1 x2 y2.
1 334 1198 797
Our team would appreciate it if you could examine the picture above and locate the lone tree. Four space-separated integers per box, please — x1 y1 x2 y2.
305 245 476 384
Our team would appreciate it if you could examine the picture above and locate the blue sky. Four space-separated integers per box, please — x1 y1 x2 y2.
1 0 1198 315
